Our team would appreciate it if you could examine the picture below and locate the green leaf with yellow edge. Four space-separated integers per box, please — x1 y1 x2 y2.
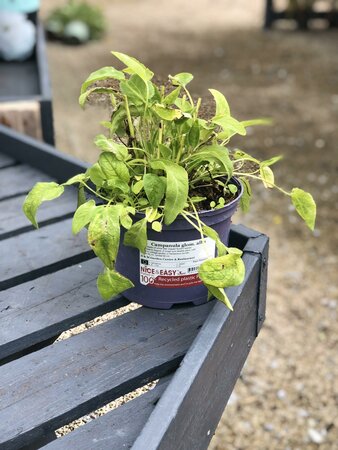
189 145 233 179
97 268 134 301
170 72 194 87
260 165 275 188
72 200 97 234
153 104 182 121
124 217 148 253
23 182 64 228
205 284 233 311
111 51 154 82
63 173 88 186
152 221 162 232
291 188 316 231
163 86 181 105
212 115 246 136
80 66 125 94
198 253 245 288
150 160 189 225
88 206 121 268
209 89 230 117
94 134 128 161
202 225 227 257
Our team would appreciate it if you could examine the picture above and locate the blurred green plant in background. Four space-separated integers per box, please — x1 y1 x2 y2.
46 0 106 44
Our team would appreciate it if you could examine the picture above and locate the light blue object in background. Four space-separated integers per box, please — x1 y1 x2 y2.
0 0 40 13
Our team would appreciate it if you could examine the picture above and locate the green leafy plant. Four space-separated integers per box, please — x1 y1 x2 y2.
23 51 316 309
46 0 106 43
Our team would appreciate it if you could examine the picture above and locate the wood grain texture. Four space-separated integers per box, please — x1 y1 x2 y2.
0 219 94 290
0 188 77 240
0 301 213 449
0 164 52 200
42 377 172 450
0 101 42 140
0 259 129 363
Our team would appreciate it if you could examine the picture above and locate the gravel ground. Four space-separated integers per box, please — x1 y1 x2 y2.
40 1 338 448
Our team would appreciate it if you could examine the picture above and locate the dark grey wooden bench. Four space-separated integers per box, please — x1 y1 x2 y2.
0 14 54 145
0 125 268 450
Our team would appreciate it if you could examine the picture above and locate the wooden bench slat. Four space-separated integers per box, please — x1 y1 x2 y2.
42 377 171 450
0 153 16 169
0 219 94 290
0 189 76 240
0 164 52 200
0 301 214 449
0 259 129 363
132 238 268 450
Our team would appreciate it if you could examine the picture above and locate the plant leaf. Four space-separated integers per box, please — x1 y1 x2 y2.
72 200 97 234
212 115 246 136
239 177 251 213
87 163 105 187
153 104 182 121
152 221 162 232
99 152 130 182
63 173 87 186
124 217 148 253
260 165 274 188
111 51 154 82
80 66 125 94
202 225 228 257
120 74 148 105
163 86 181 105
88 206 121 268
79 87 116 108
189 145 233 178
205 283 233 310
170 72 194 87
150 160 189 225
209 89 230 117
187 120 200 148
198 253 245 288
23 182 64 228
94 134 128 161
291 188 316 231
143 173 166 208
241 118 273 128
97 268 134 301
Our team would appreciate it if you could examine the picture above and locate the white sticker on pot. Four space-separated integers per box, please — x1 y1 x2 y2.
140 238 216 288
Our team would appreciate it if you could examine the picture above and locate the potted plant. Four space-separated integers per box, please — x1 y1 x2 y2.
23 51 316 310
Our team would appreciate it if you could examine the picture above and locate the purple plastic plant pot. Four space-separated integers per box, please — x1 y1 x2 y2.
115 178 243 309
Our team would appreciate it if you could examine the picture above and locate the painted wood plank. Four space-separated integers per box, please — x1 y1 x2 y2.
0 218 94 291
42 377 172 450
0 153 16 169
0 125 89 182
132 236 268 450
0 258 129 363
0 164 52 200
0 301 214 449
0 188 76 240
